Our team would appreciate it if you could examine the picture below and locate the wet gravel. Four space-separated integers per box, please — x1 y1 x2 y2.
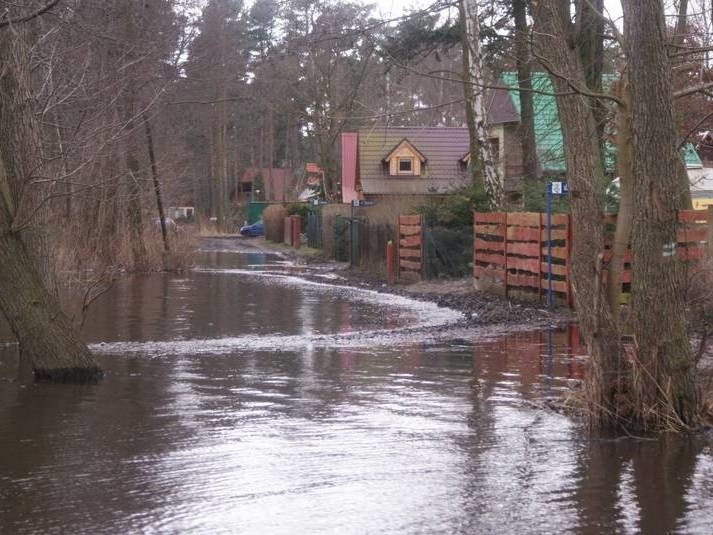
248 239 570 330
325 269 566 328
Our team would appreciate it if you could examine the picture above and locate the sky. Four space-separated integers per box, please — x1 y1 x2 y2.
369 0 625 25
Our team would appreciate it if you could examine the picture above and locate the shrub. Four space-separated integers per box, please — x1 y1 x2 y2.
416 182 491 228
263 204 288 242
286 202 311 228
521 178 571 213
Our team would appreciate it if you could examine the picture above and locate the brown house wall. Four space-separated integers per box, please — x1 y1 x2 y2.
503 124 524 180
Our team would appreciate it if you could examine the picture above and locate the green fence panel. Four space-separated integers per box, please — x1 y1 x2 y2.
247 202 269 224
307 211 323 249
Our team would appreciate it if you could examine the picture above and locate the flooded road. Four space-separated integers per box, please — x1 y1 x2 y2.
1 238 712 533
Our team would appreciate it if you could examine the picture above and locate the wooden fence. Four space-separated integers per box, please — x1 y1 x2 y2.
398 215 422 281
473 212 571 304
475 209 713 307
602 209 711 290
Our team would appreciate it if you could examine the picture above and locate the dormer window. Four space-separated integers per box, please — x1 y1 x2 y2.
383 138 427 177
398 158 413 174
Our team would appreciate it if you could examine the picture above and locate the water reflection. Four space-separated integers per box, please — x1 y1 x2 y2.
0 240 711 533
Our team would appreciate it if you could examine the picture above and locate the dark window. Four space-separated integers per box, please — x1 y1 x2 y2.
399 158 413 173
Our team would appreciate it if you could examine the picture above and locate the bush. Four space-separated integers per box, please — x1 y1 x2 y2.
263 204 287 242
521 178 569 213
416 181 491 228
286 202 311 228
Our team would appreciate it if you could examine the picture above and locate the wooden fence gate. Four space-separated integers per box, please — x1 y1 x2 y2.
398 215 422 281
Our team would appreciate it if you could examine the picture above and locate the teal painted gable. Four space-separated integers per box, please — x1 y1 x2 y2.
500 72 702 173
501 72 567 173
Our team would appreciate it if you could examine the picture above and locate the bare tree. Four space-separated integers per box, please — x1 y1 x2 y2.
459 0 502 208
0 14 100 381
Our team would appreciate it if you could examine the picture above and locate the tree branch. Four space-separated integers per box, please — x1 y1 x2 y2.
674 80 713 99
0 0 61 29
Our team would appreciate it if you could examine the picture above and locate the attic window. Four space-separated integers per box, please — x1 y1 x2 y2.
398 158 413 174
383 138 427 177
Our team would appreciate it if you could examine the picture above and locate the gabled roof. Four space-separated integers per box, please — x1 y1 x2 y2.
487 86 521 124
358 127 470 194
383 138 427 163
500 71 570 172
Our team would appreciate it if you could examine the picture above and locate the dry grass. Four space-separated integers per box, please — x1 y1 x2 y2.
55 222 197 280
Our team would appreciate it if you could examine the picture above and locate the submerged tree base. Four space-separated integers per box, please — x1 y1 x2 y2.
34 366 104 383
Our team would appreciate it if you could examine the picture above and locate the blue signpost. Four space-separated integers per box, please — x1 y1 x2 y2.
546 181 568 308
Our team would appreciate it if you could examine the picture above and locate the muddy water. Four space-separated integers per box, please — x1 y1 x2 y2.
0 239 712 533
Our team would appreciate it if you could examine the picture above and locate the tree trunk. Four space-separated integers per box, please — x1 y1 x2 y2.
577 0 606 166
214 95 228 231
607 75 633 322
0 192 100 381
0 25 54 291
673 0 689 46
144 112 169 253
122 87 149 271
623 0 697 429
0 24 100 381
532 0 624 429
513 0 538 180
459 0 503 209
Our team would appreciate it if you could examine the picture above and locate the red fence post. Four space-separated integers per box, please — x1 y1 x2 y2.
504 211 509 298
386 240 394 284
566 213 573 308
291 215 301 249
472 212 477 281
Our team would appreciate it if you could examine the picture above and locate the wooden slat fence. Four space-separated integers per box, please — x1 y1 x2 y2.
602 209 711 298
475 211 571 304
398 215 422 281
476 209 712 307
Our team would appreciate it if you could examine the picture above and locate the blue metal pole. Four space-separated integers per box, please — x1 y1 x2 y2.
546 182 553 308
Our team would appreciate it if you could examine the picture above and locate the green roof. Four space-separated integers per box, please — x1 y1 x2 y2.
500 72 702 172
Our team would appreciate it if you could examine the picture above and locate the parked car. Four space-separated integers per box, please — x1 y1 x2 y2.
239 220 264 237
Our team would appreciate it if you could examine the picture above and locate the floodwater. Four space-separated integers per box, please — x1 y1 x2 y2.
1 239 712 534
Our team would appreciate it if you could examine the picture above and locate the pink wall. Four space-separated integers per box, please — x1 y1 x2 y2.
341 133 359 203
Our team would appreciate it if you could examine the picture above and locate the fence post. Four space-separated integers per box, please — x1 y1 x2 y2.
419 215 424 279
566 213 573 308
472 212 477 284
291 215 301 249
707 206 713 258
538 212 543 302
284 216 292 245
546 182 553 308
386 240 394 284
504 212 509 298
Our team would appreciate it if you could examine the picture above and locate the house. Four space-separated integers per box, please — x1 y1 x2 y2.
341 72 713 204
341 89 520 203
500 72 704 176
296 162 325 201
236 167 292 202
341 72 705 205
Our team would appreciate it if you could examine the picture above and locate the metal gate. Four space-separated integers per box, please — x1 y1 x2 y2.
307 211 322 249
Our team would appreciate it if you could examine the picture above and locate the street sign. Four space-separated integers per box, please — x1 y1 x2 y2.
550 181 568 195
351 200 375 207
